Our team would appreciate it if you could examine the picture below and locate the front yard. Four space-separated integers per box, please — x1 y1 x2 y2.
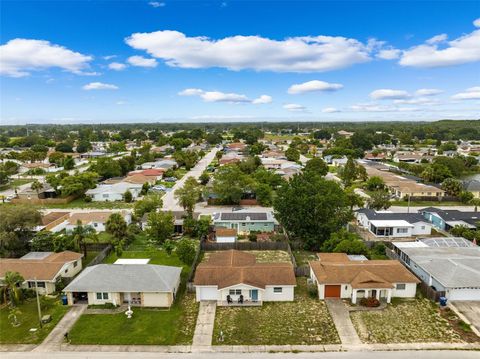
69 292 198 345
212 278 340 345
350 298 465 343
0 297 69 344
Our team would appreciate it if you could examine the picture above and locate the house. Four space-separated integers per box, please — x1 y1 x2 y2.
355 208 432 238
194 250 296 304
337 130 354 138
463 180 480 199
85 182 142 202
212 211 278 234
331 157 348 167
214 227 237 243
63 264 182 307
64 211 131 233
128 168 164 181
226 142 247 152
364 152 386 161
80 151 106 159
392 240 480 300
420 207 480 231
16 183 57 201
140 159 177 170
124 174 156 185
36 211 70 231
0 251 83 295
309 253 419 303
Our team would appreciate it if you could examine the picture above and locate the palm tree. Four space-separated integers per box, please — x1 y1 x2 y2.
2 271 24 306
469 198 480 212
30 180 44 197
71 220 98 258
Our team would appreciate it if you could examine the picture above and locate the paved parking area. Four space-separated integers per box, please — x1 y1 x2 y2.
451 301 480 332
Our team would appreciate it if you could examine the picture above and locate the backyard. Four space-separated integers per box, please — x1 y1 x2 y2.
350 298 465 343
202 250 291 264
212 278 340 345
0 297 69 344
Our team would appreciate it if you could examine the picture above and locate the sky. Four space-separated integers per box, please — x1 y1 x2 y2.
0 0 479 125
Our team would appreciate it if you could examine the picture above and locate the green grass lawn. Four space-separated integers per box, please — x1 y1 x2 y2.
203 250 291 264
390 200 465 207
293 250 317 266
69 292 198 345
96 232 114 244
0 179 33 192
82 251 99 267
212 278 340 345
0 297 69 344
38 198 134 209
350 298 463 343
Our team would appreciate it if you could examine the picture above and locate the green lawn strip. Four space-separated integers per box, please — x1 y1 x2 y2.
82 251 99 266
69 292 198 345
390 200 465 207
0 297 69 344
212 278 340 345
38 198 134 209
292 250 317 266
202 250 291 264
350 298 462 344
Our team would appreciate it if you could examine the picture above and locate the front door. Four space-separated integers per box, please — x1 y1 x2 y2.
250 289 258 301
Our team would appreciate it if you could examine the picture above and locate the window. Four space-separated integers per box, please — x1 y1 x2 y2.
396 284 406 290
421 226 425 230
73 261 78 268
102 194 109 198
273 287 283 293
28 281 45 288
94 223 98 227
96 293 102 300
229 289 242 295
103 293 109 299
397 228 408 234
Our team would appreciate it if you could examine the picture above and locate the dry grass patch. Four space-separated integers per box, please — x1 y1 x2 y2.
212 278 339 345
350 298 463 343
203 250 291 263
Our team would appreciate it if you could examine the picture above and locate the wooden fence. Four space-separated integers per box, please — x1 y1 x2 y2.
12 195 76 205
201 240 290 251
419 282 445 302
87 244 113 267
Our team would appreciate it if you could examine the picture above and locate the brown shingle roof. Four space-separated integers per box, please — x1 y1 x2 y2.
317 253 350 262
41 212 70 226
67 211 127 225
194 250 296 289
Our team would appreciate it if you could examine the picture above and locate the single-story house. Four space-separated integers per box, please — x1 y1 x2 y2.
309 253 419 304
140 159 177 170
194 250 296 304
0 251 83 295
85 182 142 202
128 168 164 181
332 157 348 167
214 227 237 243
463 180 480 199
392 240 480 300
63 264 182 307
212 211 278 234
64 210 132 233
355 208 432 238
420 207 480 231
16 183 57 200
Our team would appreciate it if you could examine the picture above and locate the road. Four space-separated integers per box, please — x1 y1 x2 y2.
0 350 477 359
162 147 219 211
0 181 33 198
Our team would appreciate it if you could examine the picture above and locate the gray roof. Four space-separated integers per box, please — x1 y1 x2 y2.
397 246 480 288
420 207 480 228
64 264 182 293
21 252 53 260
464 180 480 192
420 237 476 248
356 208 427 224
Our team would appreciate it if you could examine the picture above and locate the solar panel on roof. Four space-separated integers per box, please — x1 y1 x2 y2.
220 212 268 221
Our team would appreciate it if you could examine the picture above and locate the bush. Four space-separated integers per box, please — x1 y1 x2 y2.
307 283 318 299
176 238 197 265
84 196 92 203
248 232 258 242
21 288 36 299
359 297 380 307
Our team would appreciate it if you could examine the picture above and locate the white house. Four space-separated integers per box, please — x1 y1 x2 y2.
85 182 142 202
63 210 132 233
194 250 296 305
64 264 182 307
309 253 419 304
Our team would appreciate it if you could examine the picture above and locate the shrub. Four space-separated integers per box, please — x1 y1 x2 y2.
359 297 380 307
84 196 92 203
176 238 197 265
307 283 318 299
248 232 258 242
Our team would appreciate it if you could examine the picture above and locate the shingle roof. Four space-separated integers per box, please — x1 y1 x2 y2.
67 211 128 225
64 264 182 293
194 250 296 289
356 208 427 224
421 207 480 228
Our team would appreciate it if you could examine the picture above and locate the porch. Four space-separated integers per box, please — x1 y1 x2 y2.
352 288 392 304
218 300 263 307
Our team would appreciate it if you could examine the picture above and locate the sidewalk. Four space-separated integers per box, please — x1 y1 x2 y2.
325 299 362 345
192 301 217 347
33 304 87 352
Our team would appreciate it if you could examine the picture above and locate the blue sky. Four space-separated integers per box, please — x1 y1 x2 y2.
1 0 479 124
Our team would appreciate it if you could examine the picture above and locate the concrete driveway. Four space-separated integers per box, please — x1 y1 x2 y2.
451 301 480 333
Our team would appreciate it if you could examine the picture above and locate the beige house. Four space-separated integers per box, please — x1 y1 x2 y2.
64 264 182 307
309 253 419 304
0 251 83 295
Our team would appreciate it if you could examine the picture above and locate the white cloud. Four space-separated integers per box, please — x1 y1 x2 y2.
350 102 419 112
451 86 480 100
148 2 165 8
103 55 117 60
108 62 127 71
83 82 119 90
376 48 401 60
0 38 92 77
474 18 480 28
125 30 374 72
399 25 480 67
426 33 448 45
127 55 158 68
178 88 271 104
283 103 307 112
322 107 340 113
415 88 443 96
393 97 439 105
287 80 343 94
370 89 410 100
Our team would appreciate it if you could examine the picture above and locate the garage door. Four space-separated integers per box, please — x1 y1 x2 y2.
198 287 218 301
325 285 341 298
448 289 480 301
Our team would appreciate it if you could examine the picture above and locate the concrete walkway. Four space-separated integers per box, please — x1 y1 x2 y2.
325 299 362 345
192 301 217 347
33 304 87 352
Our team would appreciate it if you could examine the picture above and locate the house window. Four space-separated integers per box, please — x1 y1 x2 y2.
102 194 109 198
94 223 98 227
103 293 109 300
273 287 283 293
396 284 406 290
397 228 408 234
229 289 242 295
28 281 45 288
421 226 425 230
74 261 78 268
96 293 102 300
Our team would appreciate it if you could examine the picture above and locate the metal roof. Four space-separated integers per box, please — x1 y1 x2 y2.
420 237 476 248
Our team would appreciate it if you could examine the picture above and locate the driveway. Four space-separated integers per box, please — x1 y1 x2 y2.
451 301 480 333
325 299 361 345
162 147 218 211
192 301 217 347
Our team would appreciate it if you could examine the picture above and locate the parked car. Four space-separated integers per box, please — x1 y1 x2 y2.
164 177 177 182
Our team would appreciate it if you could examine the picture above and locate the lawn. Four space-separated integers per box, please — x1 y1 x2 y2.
212 278 340 345
38 198 134 209
293 250 317 266
0 178 33 191
0 297 69 344
82 251 99 266
390 200 465 207
203 250 291 264
350 298 463 343
69 292 199 345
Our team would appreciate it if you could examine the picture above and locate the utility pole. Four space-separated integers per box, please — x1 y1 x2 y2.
34 277 43 328
407 194 411 214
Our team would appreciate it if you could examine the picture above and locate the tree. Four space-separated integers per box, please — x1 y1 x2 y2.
89 157 122 179
146 211 174 244
367 190 391 210
285 147 300 162
133 193 163 218
106 213 128 242
212 165 253 204
340 157 357 187
60 172 98 197
176 238 196 265
199 171 210 185
421 163 452 183
63 155 75 170
55 142 73 153
441 178 463 197
469 197 480 212
273 173 352 249
124 190 133 203
70 221 98 258
2 272 24 306
304 158 328 177
48 151 65 165
195 216 211 239
345 188 365 210
254 183 273 206
365 176 385 191
321 229 368 255
459 191 474 204
30 180 44 196
174 177 202 215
